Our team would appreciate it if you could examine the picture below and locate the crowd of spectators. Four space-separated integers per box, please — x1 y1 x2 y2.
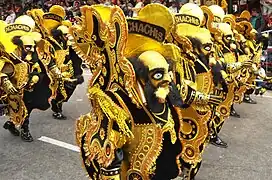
0 0 187 23
0 0 271 32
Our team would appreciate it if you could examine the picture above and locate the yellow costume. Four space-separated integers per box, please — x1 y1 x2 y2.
72 4 185 179
0 15 57 142
28 6 82 119
235 10 268 103
208 5 254 120
167 3 224 179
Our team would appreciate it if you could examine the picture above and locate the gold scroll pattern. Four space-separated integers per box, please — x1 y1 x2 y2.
178 106 211 164
124 124 163 179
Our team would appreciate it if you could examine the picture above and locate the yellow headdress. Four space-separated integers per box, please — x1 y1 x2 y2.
43 5 66 33
125 3 180 60
223 14 236 30
0 20 8 52
0 15 39 53
236 10 251 22
28 8 45 18
49 5 66 18
62 20 72 28
167 3 203 54
215 22 233 36
5 15 35 37
199 5 224 45
174 3 212 45
0 21 7 39
208 5 225 23
177 3 204 26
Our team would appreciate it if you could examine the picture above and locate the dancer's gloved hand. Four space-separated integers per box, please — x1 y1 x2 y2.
29 75 40 87
220 70 233 84
195 92 222 106
2 77 18 94
227 62 243 73
242 60 253 68
208 94 223 105
50 66 62 81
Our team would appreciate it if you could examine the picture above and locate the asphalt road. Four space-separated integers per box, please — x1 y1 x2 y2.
0 72 272 180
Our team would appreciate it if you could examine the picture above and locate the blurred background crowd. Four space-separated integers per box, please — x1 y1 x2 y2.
1 0 167 22
0 0 271 31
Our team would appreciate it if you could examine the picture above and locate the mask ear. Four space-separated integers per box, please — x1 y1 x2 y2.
166 59 175 72
128 57 149 82
187 36 202 54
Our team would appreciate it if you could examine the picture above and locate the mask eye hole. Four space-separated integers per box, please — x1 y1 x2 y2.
152 70 164 80
203 44 212 51
25 45 32 50
226 35 232 40
204 46 211 51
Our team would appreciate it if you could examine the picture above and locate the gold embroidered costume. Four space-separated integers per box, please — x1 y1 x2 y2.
167 3 223 179
0 15 57 142
31 5 84 119
208 5 253 119
235 10 268 103
28 6 84 120
72 4 184 179
198 6 237 144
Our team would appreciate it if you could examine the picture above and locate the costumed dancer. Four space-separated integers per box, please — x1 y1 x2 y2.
40 5 84 119
224 12 257 105
73 4 184 179
167 3 223 179
235 11 270 104
208 5 253 118
0 16 59 142
51 25 84 119
199 5 236 148
26 8 64 100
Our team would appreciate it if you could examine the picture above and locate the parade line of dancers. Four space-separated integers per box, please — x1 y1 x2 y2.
0 2 271 180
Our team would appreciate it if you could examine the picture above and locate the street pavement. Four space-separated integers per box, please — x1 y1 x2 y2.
0 72 272 180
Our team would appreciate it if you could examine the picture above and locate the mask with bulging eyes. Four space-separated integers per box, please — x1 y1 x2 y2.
138 51 172 103
223 34 237 50
192 28 214 58
24 45 35 53
19 35 36 61
201 43 214 57
22 45 35 62
216 23 236 50
223 34 231 43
